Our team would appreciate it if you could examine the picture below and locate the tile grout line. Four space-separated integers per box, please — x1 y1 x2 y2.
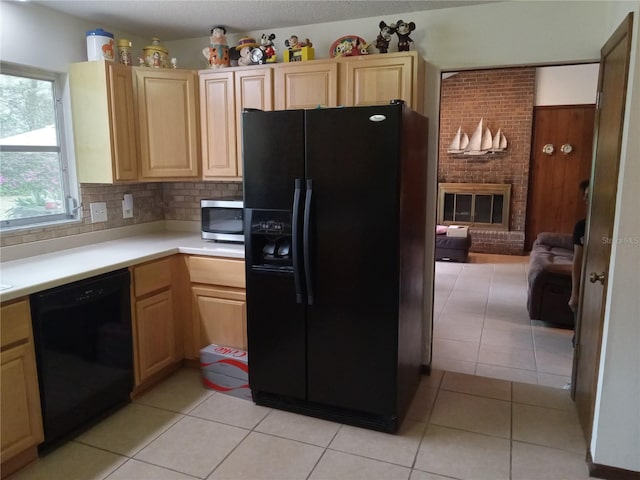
475 261 496 376
510 380 514 480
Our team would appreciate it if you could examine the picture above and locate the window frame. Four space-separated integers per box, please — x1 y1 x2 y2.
0 62 77 230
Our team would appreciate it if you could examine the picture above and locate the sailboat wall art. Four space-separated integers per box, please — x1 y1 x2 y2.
447 126 469 153
446 118 508 156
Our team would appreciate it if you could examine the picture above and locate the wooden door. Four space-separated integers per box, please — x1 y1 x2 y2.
526 105 595 250
234 68 273 177
274 62 338 109
199 71 237 177
108 62 138 181
135 68 200 179
572 14 633 444
1 343 43 459
342 54 413 108
135 290 176 383
192 286 247 350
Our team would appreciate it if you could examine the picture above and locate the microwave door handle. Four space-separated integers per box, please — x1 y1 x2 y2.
303 179 313 306
292 179 303 303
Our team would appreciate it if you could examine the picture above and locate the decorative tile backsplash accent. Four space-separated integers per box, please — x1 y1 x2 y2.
163 181 242 222
0 181 242 248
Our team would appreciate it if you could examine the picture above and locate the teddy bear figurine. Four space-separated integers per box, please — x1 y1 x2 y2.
395 20 416 52
375 21 396 53
202 26 230 68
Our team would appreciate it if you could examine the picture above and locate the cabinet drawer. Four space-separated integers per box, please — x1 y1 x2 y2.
1 300 31 349
133 258 172 297
188 257 245 288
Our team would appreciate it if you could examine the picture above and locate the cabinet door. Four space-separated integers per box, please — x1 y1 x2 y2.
135 69 200 179
234 68 273 177
1 300 44 461
108 62 139 181
274 62 338 110
192 286 246 351
70 61 137 183
135 290 176 383
342 55 414 108
1 343 43 460
200 71 238 178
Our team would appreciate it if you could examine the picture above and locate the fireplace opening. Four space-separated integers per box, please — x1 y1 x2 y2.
438 183 511 231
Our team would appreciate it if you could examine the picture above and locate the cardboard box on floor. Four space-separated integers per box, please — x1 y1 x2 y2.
200 344 251 400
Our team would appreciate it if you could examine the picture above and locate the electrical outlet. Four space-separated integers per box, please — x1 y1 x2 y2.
89 202 108 223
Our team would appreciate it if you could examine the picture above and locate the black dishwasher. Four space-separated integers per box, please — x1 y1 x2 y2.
30 268 133 453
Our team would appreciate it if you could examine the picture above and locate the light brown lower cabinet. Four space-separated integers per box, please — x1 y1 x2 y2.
192 285 246 351
134 290 176 381
186 256 247 357
0 299 44 477
131 257 184 389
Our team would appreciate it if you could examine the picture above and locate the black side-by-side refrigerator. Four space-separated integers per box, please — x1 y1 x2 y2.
242 102 428 433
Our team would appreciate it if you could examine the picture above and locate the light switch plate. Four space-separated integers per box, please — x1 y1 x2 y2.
122 194 133 218
90 202 108 223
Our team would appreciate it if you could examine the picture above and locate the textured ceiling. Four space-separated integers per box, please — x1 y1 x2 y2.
33 0 496 40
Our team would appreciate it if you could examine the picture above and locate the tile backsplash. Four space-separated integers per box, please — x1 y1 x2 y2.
0 181 242 248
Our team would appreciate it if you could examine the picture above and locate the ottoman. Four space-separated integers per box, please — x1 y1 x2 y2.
435 233 471 262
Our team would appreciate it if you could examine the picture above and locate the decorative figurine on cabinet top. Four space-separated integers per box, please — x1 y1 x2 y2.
329 36 369 57
284 35 314 62
203 26 230 68
259 33 277 63
375 21 396 53
236 36 259 66
395 20 416 52
143 36 169 68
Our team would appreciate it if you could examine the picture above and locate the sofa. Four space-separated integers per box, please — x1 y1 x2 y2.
527 232 575 328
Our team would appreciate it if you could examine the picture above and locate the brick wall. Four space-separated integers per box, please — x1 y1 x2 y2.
0 181 242 247
438 68 535 255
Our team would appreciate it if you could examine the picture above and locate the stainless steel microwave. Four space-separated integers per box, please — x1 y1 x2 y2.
201 199 244 242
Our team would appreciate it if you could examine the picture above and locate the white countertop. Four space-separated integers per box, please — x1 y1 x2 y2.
0 231 245 303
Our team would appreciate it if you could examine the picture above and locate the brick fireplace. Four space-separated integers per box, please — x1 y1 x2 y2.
438 67 536 255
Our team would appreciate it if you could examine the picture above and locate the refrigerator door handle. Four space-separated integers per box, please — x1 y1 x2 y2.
292 178 303 304
303 179 314 305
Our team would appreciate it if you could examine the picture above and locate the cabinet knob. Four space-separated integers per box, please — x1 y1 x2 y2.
589 272 606 284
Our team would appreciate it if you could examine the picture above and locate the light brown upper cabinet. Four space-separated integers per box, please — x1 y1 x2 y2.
69 61 138 183
274 60 339 110
199 67 272 179
339 51 425 113
134 68 200 180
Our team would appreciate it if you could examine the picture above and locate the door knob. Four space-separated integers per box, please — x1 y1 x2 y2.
589 272 606 284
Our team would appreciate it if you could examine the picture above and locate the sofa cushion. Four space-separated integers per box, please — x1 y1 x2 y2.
535 231 575 251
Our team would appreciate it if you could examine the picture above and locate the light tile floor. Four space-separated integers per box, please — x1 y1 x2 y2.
433 253 574 388
9 368 590 480
8 252 585 480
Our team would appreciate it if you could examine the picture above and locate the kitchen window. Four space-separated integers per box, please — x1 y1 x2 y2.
0 63 76 229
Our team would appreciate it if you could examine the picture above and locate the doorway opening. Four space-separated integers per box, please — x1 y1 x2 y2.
432 63 598 388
